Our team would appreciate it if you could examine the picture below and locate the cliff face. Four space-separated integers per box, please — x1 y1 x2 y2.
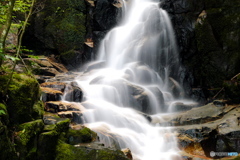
23 0 240 102
161 0 240 102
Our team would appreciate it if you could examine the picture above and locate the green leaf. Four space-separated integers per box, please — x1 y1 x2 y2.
5 55 20 61
0 110 6 116
27 55 39 59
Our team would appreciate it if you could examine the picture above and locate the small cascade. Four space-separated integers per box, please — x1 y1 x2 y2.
60 0 194 159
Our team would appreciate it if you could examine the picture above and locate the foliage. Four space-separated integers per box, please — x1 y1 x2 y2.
0 109 6 115
0 0 36 69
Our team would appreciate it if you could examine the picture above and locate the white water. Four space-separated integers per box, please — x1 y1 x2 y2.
65 0 186 159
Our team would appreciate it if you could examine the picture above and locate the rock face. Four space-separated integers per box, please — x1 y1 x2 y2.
152 102 240 159
161 0 240 102
23 0 121 70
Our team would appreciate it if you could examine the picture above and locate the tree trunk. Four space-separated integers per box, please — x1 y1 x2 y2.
0 0 16 68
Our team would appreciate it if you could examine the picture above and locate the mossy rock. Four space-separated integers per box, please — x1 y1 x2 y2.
55 141 129 160
55 118 71 133
25 0 87 56
32 100 44 119
67 127 97 145
0 73 41 125
38 130 59 160
15 119 44 159
0 121 18 159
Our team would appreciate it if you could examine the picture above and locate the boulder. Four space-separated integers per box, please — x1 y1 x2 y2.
40 81 67 92
0 74 42 125
41 87 63 102
64 82 83 102
44 101 82 113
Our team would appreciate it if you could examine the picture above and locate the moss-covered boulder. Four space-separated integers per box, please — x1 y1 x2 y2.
15 119 44 159
38 130 59 160
67 127 97 145
0 73 43 125
55 140 129 160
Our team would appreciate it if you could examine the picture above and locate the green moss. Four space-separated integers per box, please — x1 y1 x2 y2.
67 127 97 145
38 130 59 160
60 49 77 63
0 73 41 125
32 100 44 119
43 0 87 53
0 121 18 159
17 119 44 146
55 141 129 160
44 124 56 132
55 118 70 133
15 119 44 159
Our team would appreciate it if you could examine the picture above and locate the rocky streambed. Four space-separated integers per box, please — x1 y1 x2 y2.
36 57 240 160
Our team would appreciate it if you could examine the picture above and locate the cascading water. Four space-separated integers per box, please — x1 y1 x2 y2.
63 0 186 159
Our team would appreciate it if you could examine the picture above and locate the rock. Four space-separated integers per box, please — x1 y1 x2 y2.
66 127 97 145
121 148 133 160
23 0 87 56
14 120 44 158
41 87 63 102
224 78 240 103
158 103 240 159
84 61 106 73
0 74 41 125
38 130 59 160
213 100 227 107
57 111 84 124
45 101 82 113
0 121 18 160
55 141 129 160
40 81 67 92
64 82 83 102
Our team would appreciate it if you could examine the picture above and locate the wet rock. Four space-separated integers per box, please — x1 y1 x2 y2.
121 148 133 160
64 82 83 102
213 100 227 107
84 61 106 73
41 87 63 102
40 81 67 92
57 111 84 124
45 101 82 113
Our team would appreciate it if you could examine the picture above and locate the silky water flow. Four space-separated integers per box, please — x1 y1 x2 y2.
62 0 189 159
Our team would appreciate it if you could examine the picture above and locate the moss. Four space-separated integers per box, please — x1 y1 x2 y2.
32 100 44 119
38 130 59 160
67 127 97 145
0 121 18 159
60 49 77 63
0 73 41 125
55 141 129 160
55 118 70 133
43 0 87 53
44 124 56 132
15 119 44 159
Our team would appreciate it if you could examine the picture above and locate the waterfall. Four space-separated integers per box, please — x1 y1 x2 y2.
64 0 186 159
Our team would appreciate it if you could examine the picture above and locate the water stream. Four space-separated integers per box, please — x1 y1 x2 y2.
64 0 186 159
